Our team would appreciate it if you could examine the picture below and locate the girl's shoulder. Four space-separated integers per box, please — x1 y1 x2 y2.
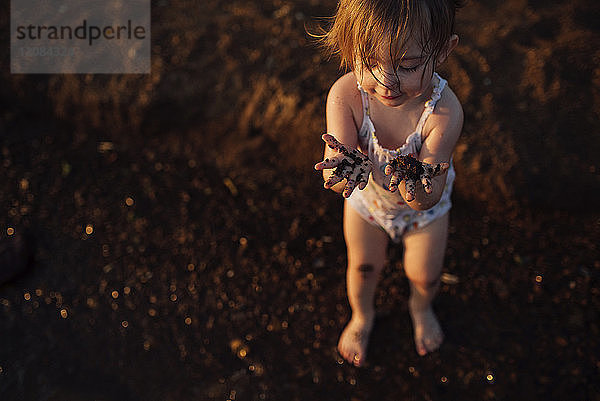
327 72 364 131
422 83 464 143
329 71 361 97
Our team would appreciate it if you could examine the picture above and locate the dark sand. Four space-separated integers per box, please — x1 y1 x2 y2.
1 0 599 400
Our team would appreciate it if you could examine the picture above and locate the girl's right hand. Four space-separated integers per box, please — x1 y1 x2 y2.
314 133 373 198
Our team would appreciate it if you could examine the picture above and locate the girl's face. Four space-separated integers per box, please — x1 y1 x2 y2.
353 37 436 108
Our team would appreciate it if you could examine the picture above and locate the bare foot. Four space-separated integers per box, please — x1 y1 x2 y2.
408 303 444 356
337 316 374 367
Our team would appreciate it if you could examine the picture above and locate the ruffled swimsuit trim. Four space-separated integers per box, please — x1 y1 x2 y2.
346 72 456 242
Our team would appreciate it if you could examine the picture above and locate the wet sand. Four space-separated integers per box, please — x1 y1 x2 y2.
1 0 599 399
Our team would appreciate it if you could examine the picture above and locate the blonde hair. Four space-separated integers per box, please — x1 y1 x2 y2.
318 0 461 81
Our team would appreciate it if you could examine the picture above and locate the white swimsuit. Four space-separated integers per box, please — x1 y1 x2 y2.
346 72 455 242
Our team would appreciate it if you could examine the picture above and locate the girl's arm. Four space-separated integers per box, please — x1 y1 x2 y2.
318 73 366 195
399 88 463 211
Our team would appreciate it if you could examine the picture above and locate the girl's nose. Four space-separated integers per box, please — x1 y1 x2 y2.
373 65 397 88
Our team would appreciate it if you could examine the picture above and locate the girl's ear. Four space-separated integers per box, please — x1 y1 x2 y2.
437 34 459 66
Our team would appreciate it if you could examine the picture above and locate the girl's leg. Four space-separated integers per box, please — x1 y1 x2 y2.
402 212 449 356
338 201 389 366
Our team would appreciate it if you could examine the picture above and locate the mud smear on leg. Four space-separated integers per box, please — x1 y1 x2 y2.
358 263 374 279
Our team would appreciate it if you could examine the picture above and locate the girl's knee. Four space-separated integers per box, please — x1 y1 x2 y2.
406 272 440 289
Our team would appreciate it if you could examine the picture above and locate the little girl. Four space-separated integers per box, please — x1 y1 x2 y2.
314 0 463 366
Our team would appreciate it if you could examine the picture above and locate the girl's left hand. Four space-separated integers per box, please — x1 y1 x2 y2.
384 154 449 202
314 133 373 198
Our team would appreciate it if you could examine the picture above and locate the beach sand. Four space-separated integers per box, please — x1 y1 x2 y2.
0 0 598 399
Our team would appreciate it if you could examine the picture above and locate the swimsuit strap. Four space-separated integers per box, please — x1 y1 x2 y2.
415 72 447 137
356 82 371 119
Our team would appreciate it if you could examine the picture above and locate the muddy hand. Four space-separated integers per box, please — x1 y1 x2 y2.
384 154 449 202
314 133 373 198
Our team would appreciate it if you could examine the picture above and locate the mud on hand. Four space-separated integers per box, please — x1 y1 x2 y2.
384 154 449 202
314 133 373 198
